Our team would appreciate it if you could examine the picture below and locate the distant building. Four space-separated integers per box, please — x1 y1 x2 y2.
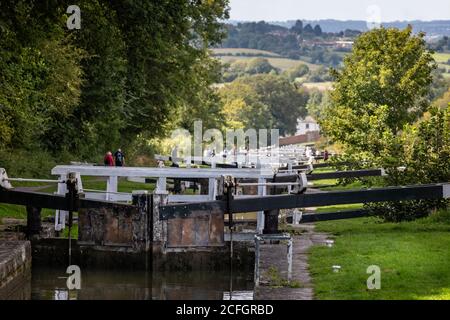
279 131 321 147
335 40 354 49
296 116 320 136
301 39 354 49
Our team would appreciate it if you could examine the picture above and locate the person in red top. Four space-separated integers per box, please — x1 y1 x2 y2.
104 151 114 166
324 150 329 162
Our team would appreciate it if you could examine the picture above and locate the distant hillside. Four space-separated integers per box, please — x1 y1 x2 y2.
218 21 359 67
212 48 321 71
228 19 450 37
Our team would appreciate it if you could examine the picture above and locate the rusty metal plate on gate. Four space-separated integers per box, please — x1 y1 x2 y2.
167 203 224 248
78 205 139 248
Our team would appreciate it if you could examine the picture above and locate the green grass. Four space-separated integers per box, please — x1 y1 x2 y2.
309 209 450 300
62 224 78 239
0 204 56 221
266 266 303 289
215 54 321 71
315 203 364 213
319 180 371 191
211 48 281 57
301 82 334 91
81 177 156 193
434 53 450 64
0 177 156 221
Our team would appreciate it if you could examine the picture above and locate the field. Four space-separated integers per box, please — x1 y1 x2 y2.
309 210 450 300
433 52 450 64
433 53 450 75
211 48 281 57
301 82 334 91
212 48 321 71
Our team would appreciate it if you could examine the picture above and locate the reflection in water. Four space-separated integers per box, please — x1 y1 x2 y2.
31 267 254 300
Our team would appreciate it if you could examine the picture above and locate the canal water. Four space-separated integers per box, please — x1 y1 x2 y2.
31 267 255 300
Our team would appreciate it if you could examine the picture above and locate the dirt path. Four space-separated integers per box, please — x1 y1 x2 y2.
255 223 330 300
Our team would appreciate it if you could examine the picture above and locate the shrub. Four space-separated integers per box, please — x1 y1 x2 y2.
0 149 58 179
367 106 450 222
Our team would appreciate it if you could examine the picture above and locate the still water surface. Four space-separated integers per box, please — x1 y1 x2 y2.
31 267 254 300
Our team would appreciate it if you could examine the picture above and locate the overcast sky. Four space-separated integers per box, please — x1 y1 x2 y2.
229 0 450 22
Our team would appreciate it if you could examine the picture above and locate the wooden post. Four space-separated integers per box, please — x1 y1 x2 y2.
152 191 169 248
26 206 41 239
254 236 261 287
132 191 152 253
263 174 281 234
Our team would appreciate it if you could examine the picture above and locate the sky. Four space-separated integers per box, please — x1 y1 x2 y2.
229 0 450 22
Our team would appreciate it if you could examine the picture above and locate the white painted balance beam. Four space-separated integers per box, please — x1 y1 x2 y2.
51 165 286 234
51 165 276 179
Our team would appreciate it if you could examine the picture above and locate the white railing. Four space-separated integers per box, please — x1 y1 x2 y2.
51 165 284 232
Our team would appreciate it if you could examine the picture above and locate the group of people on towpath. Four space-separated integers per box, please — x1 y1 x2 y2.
103 149 125 167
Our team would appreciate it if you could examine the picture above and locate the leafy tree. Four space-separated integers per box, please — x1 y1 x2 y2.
306 66 333 82
306 89 330 120
0 0 230 172
429 69 450 102
313 25 323 36
319 27 448 221
322 26 436 151
0 1 84 151
60 0 128 157
303 24 314 36
245 58 278 75
108 0 229 142
434 87 450 109
284 64 310 81
366 106 450 221
219 81 270 130
220 74 308 135
222 98 248 130
291 20 303 35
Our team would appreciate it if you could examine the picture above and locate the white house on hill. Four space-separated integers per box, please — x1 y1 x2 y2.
296 116 320 136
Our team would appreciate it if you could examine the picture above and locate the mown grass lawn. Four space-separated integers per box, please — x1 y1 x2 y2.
309 210 450 300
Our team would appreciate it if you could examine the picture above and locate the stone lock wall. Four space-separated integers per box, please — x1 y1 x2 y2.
0 241 32 300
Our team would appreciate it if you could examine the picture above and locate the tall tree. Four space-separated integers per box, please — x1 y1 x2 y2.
321 26 436 153
291 20 303 35
220 74 308 135
0 0 230 161
313 25 323 36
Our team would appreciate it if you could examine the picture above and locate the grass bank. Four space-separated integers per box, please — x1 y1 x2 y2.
0 177 156 221
309 209 450 300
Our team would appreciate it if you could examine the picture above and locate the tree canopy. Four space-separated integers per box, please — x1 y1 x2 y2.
319 26 449 221
321 26 436 153
0 0 229 160
219 74 308 135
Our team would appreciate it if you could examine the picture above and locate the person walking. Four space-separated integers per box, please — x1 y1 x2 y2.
104 151 114 167
114 148 125 167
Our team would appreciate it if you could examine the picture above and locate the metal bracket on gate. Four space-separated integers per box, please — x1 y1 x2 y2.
223 176 236 230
